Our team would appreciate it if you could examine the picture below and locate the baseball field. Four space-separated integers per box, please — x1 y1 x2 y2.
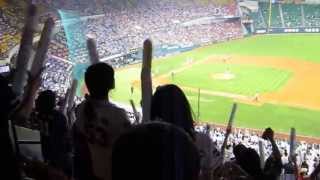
93 34 320 137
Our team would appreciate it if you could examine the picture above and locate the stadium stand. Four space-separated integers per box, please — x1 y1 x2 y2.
249 2 320 30
41 57 73 98
250 11 266 29
282 3 303 28
33 0 242 66
3 1 320 180
258 2 283 28
0 6 20 58
303 4 320 27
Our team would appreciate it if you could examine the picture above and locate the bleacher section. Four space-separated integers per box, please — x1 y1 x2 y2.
0 4 24 59
303 4 320 27
250 2 320 30
252 2 283 28
0 12 20 58
251 11 266 29
281 4 303 27
258 2 269 28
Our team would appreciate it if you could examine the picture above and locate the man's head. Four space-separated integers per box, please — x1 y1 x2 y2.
85 63 114 99
112 122 200 180
35 90 56 113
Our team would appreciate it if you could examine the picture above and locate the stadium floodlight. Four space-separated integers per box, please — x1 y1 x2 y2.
141 39 153 123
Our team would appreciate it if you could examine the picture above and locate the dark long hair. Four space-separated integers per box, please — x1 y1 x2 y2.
150 84 195 139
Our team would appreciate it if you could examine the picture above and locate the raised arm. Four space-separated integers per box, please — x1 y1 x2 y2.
262 128 281 159
12 4 37 96
12 16 55 120
221 103 237 162
141 39 153 123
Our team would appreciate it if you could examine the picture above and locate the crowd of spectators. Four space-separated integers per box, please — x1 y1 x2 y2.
3 41 320 180
3 59 319 180
0 6 21 59
2 1 320 180
196 124 320 178
40 57 73 98
25 0 243 97
282 4 303 28
250 2 320 29
40 0 242 64
303 4 320 27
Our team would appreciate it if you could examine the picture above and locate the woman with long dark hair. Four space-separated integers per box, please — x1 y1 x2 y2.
150 84 220 180
151 84 195 139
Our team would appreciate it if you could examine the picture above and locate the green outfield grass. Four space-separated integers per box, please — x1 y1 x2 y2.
172 63 292 96
105 34 320 137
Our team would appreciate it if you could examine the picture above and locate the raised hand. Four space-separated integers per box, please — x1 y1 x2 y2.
10 3 55 116
262 127 274 141
262 127 281 160
141 39 153 123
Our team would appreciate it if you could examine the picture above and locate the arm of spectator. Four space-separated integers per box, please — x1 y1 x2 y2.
10 69 43 122
66 79 78 114
141 39 153 123
31 17 55 77
12 4 37 96
11 13 52 122
130 99 140 124
262 128 281 159
221 103 237 161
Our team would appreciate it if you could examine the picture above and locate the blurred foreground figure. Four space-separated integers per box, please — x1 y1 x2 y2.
0 75 21 180
112 122 200 180
73 63 131 180
150 84 221 179
32 90 71 175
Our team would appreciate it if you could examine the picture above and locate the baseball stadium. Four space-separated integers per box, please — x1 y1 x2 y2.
115 34 320 138
4 0 320 179
1 0 320 138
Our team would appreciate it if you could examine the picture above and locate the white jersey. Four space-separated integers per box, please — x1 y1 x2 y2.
75 98 131 180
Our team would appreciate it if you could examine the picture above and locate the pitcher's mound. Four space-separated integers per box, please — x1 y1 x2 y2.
212 71 235 80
